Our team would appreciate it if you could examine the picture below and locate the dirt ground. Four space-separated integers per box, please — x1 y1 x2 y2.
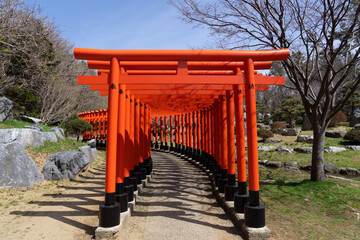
0 151 245 240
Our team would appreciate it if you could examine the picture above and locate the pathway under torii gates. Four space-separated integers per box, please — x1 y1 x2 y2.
74 48 289 237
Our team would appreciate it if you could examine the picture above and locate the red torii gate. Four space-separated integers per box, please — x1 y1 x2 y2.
74 48 289 231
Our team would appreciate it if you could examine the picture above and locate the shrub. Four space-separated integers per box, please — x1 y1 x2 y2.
64 119 92 141
271 121 286 134
344 130 360 144
329 111 348 127
258 129 274 141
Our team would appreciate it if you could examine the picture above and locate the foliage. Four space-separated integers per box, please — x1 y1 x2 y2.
329 111 348 127
27 139 87 156
344 129 360 144
272 95 304 125
256 101 269 115
64 118 92 141
0 0 107 125
258 129 273 141
271 121 286 130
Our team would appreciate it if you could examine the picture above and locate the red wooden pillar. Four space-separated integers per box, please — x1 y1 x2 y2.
188 112 192 157
181 114 185 153
186 113 190 155
99 57 120 228
218 95 228 193
195 111 200 161
174 115 178 150
115 80 128 212
170 115 173 151
164 116 168 150
155 117 159 149
244 58 265 228
130 95 135 177
160 117 164 148
139 103 147 180
225 90 237 201
134 99 142 184
233 84 249 213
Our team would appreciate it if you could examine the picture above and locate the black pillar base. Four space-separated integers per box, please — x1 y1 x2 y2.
154 142 159 149
140 167 147 180
217 178 228 193
115 193 128 212
124 185 134 202
225 184 238 201
214 173 222 187
130 176 138 191
244 203 265 228
98 202 120 228
234 192 249 213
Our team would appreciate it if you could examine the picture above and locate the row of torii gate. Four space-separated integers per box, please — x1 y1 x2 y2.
74 48 289 232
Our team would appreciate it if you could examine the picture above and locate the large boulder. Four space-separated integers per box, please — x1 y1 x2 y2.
325 131 347 138
258 146 277 151
50 127 65 140
20 115 42 126
87 139 96 148
352 124 360 130
0 142 43 187
346 145 360 151
324 146 347 153
264 138 281 143
0 129 57 147
79 146 97 163
25 125 43 132
324 163 339 173
296 135 313 143
43 150 90 180
278 166 301 173
265 161 282 168
276 146 293 153
294 147 313 154
340 168 360 176
281 128 301 136
0 97 13 122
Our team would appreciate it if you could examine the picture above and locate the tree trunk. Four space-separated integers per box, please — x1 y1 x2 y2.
311 127 326 181
77 135 79 141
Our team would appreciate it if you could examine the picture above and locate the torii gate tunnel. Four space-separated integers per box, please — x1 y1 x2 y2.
74 48 289 230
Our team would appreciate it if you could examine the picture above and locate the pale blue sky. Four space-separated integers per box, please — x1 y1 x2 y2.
24 0 212 49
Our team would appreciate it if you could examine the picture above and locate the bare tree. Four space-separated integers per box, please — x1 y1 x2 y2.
170 0 360 181
0 0 107 124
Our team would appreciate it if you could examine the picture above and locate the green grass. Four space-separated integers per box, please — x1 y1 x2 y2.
258 150 360 170
27 139 87 155
0 119 52 132
259 168 360 240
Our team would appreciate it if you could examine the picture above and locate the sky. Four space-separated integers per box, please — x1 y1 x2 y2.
24 0 212 50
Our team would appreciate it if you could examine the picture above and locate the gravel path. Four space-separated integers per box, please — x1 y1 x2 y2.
119 151 244 240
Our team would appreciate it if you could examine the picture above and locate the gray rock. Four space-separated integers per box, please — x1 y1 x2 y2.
296 135 313 143
281 128 301 136
346 145 360 151
340 168 360 176
50 127 65 140
43 150 90 180
0 97 13 122
278 166 301 173
91 148 98 159
79 146 96 163
258 146 277 151
324 163 339 173
299 165 312 170
258 160 269 165
325 131 347 138
352 124 360 130
276 146 293 153
0 129 57 147
302 114 312 131
325 146 347 153
88 139 96 148
0 142 43 187
25 125 43 132
285 161 300 168
264 138 281 143
265 161 283 168
20 115 42 126
294 147 313 153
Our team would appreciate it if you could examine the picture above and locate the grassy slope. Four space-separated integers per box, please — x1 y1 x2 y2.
260 168 360 240
0 119 52 132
